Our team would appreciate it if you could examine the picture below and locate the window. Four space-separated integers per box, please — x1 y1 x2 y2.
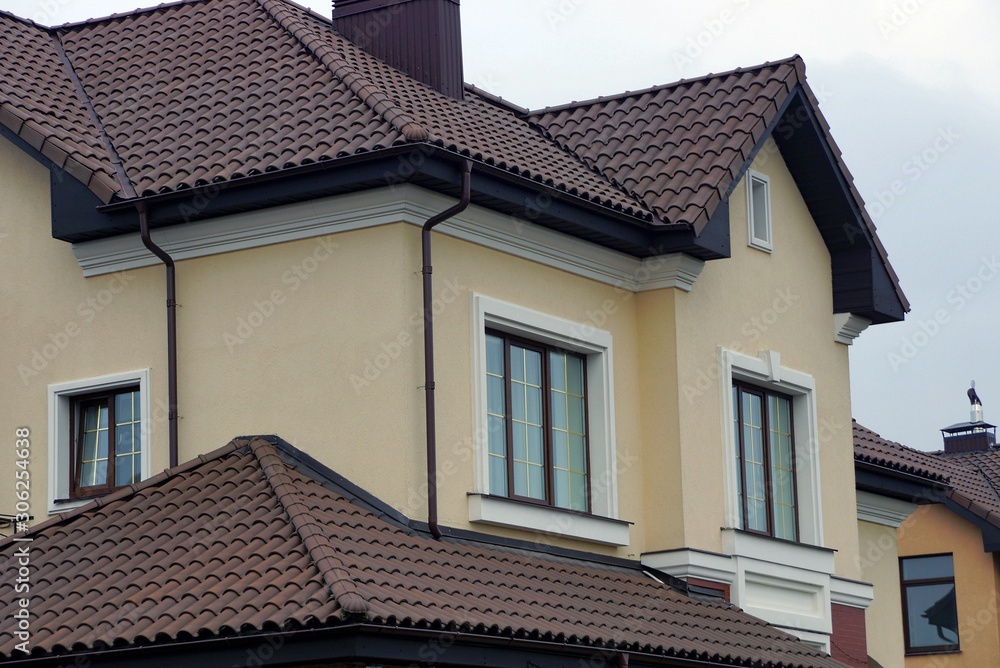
486 330 589 512
48 370 152 513
900 554 960 654
70 387 142 499
469 294 628 546
747 170 772 251
732 382 797 541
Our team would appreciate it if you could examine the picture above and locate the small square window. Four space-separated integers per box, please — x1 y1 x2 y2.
901 554 960 654
48 370 151 513
747 170 772 251
70 387 143 499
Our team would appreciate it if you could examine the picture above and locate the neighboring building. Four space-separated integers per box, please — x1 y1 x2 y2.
0 0 908 665
854 395 1000 668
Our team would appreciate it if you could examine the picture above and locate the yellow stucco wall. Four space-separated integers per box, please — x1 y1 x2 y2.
859 519 907 667
898 504 1000 668
0 131 858 572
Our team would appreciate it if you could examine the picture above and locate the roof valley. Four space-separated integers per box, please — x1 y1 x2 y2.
49 29 137 199
256 0 430 142
249 437 371 619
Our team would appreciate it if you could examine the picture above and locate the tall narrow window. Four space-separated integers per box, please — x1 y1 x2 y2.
900 554 960 654
70 387 142 499
486 330 589 512
747 170 772 251
732 383 797 540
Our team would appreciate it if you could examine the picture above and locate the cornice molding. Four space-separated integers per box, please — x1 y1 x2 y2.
72 185 705 292
834 313 872 345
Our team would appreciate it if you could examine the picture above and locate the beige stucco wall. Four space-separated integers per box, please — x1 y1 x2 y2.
898 504 1000 668
859 519 907 667
0 132 860 572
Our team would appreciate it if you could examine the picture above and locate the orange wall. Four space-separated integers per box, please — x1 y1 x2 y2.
898 504 1000 668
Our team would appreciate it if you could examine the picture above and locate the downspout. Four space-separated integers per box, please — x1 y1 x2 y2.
422 160 473 539
136 203 179 468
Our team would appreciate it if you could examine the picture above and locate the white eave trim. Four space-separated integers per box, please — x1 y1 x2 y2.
468 494 630 546
834 313 871 345
830 576 875 609
73 185 705 292
856 489 918 528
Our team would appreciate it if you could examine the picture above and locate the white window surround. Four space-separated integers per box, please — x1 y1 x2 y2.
719 347 824 547
469 293 628 546
47 369 152 515
747 169 772 252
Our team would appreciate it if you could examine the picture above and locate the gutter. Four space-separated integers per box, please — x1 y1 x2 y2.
421 159 473 539
136 203 179 467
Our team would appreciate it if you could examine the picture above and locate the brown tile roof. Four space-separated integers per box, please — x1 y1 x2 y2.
527 59 805 232
0 437 845 667
854 421 1000 535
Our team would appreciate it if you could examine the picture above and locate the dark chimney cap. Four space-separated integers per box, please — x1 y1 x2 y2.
942 420 997 434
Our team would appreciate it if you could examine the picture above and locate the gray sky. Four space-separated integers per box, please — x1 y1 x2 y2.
6 0 1000 451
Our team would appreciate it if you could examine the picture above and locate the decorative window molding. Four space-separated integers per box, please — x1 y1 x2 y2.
834 313 872 345
747 170 772 252
71 185 705 293
470 294 626 545
48 370 151 514
719 348 823 546
468 494 630 546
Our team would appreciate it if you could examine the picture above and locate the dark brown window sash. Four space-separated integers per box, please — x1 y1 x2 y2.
733 382 799 541
489 329 590 513
69 387 138 500
899 555 960 655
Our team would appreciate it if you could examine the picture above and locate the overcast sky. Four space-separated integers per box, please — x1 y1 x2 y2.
5 0 999 451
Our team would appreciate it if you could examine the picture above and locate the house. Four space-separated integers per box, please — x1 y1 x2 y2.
854 396 1000 667
0 0 908 665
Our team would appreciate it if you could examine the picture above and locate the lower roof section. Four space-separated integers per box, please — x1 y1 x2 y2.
0 436 846 668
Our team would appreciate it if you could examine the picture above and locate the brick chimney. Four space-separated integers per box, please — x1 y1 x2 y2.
332 0 465 100
942 382 997 453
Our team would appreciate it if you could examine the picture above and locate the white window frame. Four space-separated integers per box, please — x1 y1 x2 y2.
719 348 823 546
747 169 772 252
47 369 152 514
469 293 628 546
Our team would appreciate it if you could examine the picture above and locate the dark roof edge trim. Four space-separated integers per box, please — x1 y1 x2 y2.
942 496 1000 553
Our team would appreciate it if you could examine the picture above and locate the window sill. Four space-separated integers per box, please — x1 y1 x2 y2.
468 494 630 546
905 648 961 656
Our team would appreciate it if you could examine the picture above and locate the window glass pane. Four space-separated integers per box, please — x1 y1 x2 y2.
487 375 505 416
569 434 587 473
511 345 525 382
512 423 526 461
551 391 567 430
81 429 98 461
550 352 565 391
80 461 96 488
116 454 133 486
513 461 527 496
527 463 545 500
903 555 955 581
567 355 584 396
83 404 98 431
554 469 570 508
511 382 525 421
488 415 506 456
486 334 504 375
570 472 587 512
905 583 959 648
526 385 542 425
98 405 108 429
751 177 769 243
568 395 585 434
524 349 541 386
96 428 108 460
527 425 543 464
94 460 108 486
552 429 568 469
116 427 134 455
116 392 133 423
489 454 508 496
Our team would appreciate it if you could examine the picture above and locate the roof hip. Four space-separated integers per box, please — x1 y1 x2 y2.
256 0 430 142
249 437 371 619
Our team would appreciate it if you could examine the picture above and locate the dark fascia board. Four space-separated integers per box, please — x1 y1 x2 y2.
0 122 112 236
941 497 1000 553
770 88 906 324
0 623 740 668
854 462 950 505
57 144 725 260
